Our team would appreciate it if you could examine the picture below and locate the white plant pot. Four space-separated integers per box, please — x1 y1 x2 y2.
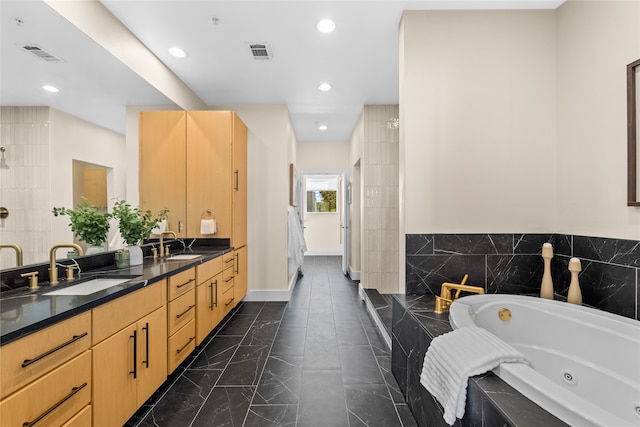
127 244 144 266
85 245 105 255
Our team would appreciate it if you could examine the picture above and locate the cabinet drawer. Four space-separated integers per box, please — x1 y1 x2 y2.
1 311 91 398
168 319 195 374
197 257 222 284
0 350 91 427
220 284 235 314
222 274 234 293
61 404 91 427
167 288 195 336
93 281 163 345
222 251 235 270
168 268 196 301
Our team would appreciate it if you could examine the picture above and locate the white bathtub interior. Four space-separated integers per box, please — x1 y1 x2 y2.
449 294 640 427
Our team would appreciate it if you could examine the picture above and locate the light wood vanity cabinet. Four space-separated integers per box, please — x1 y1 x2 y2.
0 310 91 398
92 282 166 427
196 256 224 345
0 350 91 427
167 268 196 374
221 251 236 314
234 246 248 303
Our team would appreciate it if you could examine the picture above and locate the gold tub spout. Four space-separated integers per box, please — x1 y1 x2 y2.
159 231 177 257
0 243 23 266
434 274 485 314
49 244 83 285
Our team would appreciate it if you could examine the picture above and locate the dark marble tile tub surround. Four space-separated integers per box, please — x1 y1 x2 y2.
406 233 640 320
126 256 417 427
391 294 568 427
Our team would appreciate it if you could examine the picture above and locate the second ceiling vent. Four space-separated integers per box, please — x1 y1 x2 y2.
249 43 272 61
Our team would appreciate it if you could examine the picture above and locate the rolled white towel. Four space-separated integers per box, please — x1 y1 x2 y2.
420 326 528 425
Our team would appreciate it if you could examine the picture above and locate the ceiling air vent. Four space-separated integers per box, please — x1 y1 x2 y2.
249 43 272 61
21 44 63 62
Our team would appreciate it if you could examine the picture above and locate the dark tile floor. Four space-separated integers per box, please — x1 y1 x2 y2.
125 256 417 427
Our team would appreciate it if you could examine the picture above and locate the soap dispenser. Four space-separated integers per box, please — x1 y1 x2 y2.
567 257 582 305
540 243 554 299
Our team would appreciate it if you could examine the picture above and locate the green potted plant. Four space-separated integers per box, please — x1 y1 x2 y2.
112 200 168 266
53 198 112 254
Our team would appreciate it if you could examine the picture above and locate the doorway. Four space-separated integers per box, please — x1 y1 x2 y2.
300 170 349 274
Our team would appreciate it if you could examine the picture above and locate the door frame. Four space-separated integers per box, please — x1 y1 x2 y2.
299 169 349 275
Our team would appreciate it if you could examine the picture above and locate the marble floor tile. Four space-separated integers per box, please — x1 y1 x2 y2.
126 256 416 427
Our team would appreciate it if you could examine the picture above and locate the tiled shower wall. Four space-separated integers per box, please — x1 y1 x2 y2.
0 107 52 268
361 105 399 294
406 233 639 320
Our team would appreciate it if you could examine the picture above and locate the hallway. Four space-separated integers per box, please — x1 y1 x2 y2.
126 256 416 427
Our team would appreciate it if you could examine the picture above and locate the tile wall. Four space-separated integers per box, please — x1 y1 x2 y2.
0 107 52 268
406 233 639 320
361 105 400 293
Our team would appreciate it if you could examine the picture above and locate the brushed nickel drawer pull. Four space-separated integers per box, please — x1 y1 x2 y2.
224 257 234 264
176 305 195 319
224 276 233 283
21 332 88 368
235 253 239 274
176 337 195 354
234 169 239 191
176 278 195 289
225 298 235 307
23 382 88 427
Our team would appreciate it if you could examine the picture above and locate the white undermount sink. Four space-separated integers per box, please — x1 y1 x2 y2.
166 254 202 261
44 278 132 296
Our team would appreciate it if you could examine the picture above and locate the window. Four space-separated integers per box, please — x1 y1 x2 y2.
305 175 339 213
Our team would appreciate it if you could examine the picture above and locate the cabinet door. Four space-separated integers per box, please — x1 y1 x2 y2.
234 246 248 303
140 111 187 237
186 111 232 239
232 113 248 248
136 306 167 406
196 272 224 345
92 326 137 427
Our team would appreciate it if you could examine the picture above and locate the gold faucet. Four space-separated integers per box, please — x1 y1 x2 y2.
159 231 177 257
434 274 485 314
49 244 83 285
0 243 23 266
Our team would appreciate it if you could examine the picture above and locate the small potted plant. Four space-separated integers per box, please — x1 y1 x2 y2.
53 198 112 254
112 200 168 266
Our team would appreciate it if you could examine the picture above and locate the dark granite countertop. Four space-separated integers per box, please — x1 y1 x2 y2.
0 245 233 346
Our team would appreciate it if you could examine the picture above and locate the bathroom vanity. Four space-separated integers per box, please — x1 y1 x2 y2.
0 245 246 427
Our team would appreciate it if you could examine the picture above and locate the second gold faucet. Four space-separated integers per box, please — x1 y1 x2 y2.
159 231 177 257
434 274 485 314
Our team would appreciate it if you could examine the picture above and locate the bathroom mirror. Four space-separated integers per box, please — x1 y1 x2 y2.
627 58 640 206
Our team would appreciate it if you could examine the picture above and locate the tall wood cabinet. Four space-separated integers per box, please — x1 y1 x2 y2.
139 110 247 248
139 111 187 237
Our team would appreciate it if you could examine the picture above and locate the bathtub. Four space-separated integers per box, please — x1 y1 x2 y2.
449 294 640 427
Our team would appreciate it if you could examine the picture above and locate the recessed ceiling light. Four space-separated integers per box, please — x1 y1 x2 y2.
318 124 328 131
42 85 59 93
168 47 187 58
318 83 332 92
317 19 335 33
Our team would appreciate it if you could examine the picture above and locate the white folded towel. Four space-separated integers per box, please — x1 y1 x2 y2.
200 219 216 235
420 326 528 425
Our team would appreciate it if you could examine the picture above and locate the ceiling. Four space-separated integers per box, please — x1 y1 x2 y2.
1 0 564 142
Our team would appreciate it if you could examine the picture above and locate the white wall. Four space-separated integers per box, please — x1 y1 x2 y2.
400 10 557 237
556 0 640 240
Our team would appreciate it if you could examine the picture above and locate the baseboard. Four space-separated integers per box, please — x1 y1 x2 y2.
348 266 360 281
242 272 298 302
304 249 342 256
